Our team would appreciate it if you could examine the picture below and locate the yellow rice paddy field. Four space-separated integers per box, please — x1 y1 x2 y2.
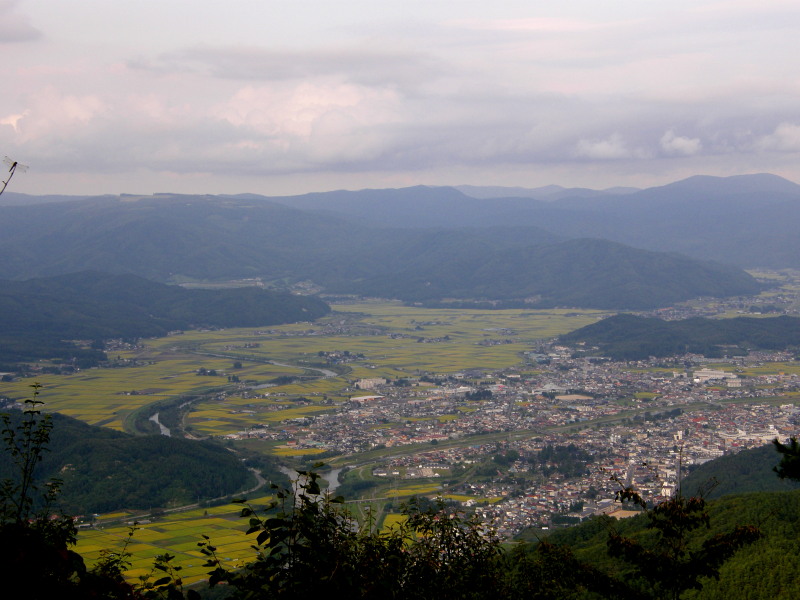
76 496 275 586
0 302 603 437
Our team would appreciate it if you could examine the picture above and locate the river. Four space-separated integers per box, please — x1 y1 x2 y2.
149 412 170 436
279 466 343 493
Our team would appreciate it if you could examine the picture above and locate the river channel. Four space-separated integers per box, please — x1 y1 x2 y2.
279 466 343 493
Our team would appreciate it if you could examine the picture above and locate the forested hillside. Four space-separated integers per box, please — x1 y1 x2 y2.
560 313 800 359
0 271 330 365
543 489 800 599
0 410 272 514
341 238 761 308
681 443 800 499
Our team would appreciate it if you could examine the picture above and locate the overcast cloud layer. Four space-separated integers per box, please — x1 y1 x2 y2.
2 0 800 195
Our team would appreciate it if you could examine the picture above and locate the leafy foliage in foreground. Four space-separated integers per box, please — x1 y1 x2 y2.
0 387 136 599
560 313 800 360
0 390 784 599
607 482 760 600
544 488 800 600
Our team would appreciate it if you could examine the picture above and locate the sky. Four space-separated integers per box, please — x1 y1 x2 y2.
2 0 800 196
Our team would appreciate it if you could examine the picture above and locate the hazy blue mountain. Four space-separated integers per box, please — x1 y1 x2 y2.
258 173 800 267
0 191 94 206
256 185 538 228
0 191 763 309
454 184 639 201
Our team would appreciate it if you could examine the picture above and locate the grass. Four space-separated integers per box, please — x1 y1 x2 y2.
272 447 328 456
385 484 442 498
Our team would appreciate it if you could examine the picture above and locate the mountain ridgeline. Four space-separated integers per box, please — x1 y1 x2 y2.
264 173 800 269
0 271 330 365
0 174 786 310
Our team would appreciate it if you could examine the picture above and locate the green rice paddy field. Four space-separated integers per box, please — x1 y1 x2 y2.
0 303 604 437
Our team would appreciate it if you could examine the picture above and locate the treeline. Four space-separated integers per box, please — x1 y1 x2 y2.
0 271 330 365
560 313 800 360
531 443 596 479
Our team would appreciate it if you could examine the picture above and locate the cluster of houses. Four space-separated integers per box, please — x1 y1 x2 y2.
218 343 800 537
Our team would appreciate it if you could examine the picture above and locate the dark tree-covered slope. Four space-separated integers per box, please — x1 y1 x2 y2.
681 444 800 500
540 489 800 600
0 271 330 364
560 314 800 359
341 239 762 309
0 410 256 514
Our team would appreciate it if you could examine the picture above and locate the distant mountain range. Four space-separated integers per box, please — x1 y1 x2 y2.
454 184 640 201
257 173 800 268
0 172 787 311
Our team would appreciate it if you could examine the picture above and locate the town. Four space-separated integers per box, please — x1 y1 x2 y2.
224 337 799 538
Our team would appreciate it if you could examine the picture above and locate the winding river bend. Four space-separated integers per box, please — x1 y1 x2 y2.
279 466 343 493
149 412 170 436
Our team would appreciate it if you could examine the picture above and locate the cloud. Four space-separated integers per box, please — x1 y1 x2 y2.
128 45 445 88
575 133 632 160
7 87 105 144
454 17 604 34
213 81 405 165
0 0 41 43
757 122 800 152
660 130 702 156
0 110 28 131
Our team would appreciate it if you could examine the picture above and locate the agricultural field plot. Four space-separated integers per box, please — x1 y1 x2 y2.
385 483 443 498
0 360 225 429
1 303 601 435
186 399 337 437
334 303 605 344
381 512 407 531
737 362 800 377
77 496 275 585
